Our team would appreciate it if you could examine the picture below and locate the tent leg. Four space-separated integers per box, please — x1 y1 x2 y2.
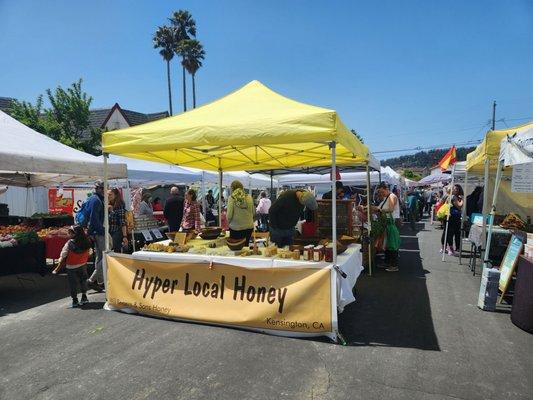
126 180 136 252
218 161 223 228
481 159 490 261
442 164 456 262
365 164 372 276
459 170 468 265
330 141 338 268
270 170 274 200
483 160 503 270
201 171 207 223
103 153 110 252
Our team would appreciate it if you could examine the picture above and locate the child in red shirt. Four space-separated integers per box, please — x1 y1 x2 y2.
59 225 92 308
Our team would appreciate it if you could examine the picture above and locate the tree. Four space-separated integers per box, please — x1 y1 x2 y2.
9 96 61 140
9 79 101 155
180 39 205 108
153 25 176 116
402 169 422 181
169 10 196 112
350 129 364 144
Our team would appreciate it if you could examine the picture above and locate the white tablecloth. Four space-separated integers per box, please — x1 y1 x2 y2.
468 223 511 248
134 243 363 313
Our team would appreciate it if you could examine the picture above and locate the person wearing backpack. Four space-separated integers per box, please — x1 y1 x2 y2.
85 181 105 292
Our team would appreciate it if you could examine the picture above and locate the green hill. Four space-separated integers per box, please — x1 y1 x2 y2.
382 146 475 170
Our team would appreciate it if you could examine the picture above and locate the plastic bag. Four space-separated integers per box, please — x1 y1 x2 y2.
436 203 450 220
385 216 401 251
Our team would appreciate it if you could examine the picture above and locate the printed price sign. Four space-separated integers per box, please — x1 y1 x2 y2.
141 230 153 241
151 229 163 239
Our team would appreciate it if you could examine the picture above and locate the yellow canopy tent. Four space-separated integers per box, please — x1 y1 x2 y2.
101 80 377 277
466 122 533 174
102 80 371 171
462 122 533 256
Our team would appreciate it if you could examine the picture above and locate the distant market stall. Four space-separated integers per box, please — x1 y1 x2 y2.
0 110 127 274
102 80 377 341
464 122 533 264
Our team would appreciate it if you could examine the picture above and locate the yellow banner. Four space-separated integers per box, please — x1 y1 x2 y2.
106 255 332 334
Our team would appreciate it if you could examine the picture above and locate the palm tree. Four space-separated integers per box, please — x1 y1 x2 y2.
169 10 196 112
153 25 175 115
181 40 205 108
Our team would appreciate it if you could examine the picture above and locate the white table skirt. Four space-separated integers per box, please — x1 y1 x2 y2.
133 243 363 312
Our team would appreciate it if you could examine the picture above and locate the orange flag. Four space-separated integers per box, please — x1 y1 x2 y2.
438 146 457 171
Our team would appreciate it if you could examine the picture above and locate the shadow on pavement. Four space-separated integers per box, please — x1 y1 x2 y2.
0 273 70 317
338 221 440 351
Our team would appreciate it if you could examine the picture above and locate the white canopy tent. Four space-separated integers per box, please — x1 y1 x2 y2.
0 110 127 187
277 166 398 187
484 124 533 269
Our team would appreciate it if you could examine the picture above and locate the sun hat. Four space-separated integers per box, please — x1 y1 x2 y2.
300 191 318 210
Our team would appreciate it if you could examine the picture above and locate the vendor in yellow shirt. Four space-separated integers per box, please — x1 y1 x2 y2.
227 180 254 245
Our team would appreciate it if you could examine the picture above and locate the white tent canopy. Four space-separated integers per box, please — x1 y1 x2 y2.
0 110 127 187
499 125 533 167
277 166 400 187
108 155 202 187
106 156 276 193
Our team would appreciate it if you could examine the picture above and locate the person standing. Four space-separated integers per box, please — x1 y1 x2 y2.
373 183 401 272
181 189 202 233
138 192 154 217
164 187 184 232
269 189 318 247
441 184 464 256
227 180 255 244
59 225 91 308
86 181 105 292
205 189 215 209
406 191 418 231
256 191 272 231
322 181 344 200
108 188 128 253
424 188 434 215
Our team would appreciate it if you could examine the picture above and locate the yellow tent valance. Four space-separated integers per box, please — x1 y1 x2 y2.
102 80 371 172
466 122 533 173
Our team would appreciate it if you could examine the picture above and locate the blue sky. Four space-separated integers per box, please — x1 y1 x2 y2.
1 0 532 158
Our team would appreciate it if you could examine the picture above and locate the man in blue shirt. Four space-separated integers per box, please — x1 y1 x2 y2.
86 181 105 291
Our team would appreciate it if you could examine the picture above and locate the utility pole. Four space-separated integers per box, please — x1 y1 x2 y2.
491 100 497 130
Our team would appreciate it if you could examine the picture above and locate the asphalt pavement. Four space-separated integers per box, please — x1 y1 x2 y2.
0 219 531 400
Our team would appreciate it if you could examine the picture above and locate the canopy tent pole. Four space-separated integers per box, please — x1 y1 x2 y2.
218 159 223 228
126 179 136 252
201 171 207 221
103 153 110 252
270 170 274 200
483 160 504 270
378 169 382 185
481 159 490 259
459 169 469 264
441 163 456 262
365 164 373 276
330 142 338 268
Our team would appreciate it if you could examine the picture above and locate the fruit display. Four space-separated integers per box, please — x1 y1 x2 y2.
500 213 525 230
36 227 70 239
0 224 34 236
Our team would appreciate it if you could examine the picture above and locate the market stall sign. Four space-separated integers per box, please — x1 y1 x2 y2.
499 235 524 301
105 254 332 334
48 188 75 214
511 163 533 193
